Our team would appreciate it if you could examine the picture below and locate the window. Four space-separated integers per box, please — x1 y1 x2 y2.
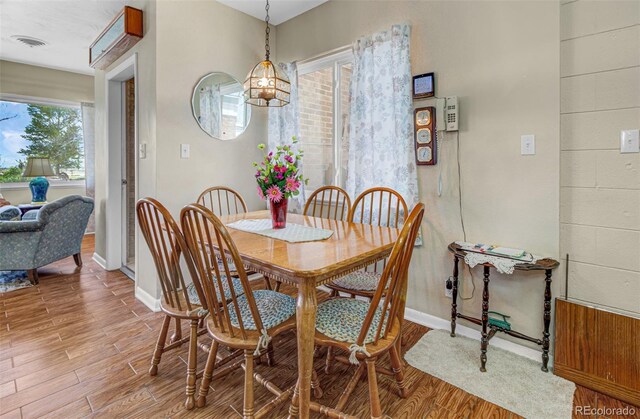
0 97 85 185
297 49 353 194
220 85 248 140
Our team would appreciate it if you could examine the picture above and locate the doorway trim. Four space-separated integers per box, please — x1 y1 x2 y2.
104 53 138 274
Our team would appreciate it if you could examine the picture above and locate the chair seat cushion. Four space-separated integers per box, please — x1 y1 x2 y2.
330 271 381 291
186 275 244 305
315 298 387 344
227 290 295 331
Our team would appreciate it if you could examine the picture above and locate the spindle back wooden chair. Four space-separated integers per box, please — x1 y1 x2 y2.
181 204 316 415
303 185 351 221
136 197 208 409
197 186 248 217
197 186 272 289
349 187 408 228
326 187 409 299
309 203 425 419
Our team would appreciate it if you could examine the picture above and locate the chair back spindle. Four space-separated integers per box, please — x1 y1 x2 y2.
348 187 408 229
348 187 408 273
303 186 351 221
136 198 207 314
197 186 248 217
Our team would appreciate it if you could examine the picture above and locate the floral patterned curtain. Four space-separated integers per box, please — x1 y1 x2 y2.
345 24 419 224
268 62 305 212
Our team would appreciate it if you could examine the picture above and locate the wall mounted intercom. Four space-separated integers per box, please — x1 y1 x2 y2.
444 96 459 131
434 96 459 132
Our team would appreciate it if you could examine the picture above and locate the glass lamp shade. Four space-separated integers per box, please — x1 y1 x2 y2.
244 60 290 107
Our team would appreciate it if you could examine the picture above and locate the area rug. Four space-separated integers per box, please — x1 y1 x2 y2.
0 271 32 293
404 329 575 419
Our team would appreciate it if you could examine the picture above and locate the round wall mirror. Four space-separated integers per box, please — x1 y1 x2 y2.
192 72 251 140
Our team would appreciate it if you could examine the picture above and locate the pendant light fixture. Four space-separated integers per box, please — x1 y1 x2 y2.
244 0 290 107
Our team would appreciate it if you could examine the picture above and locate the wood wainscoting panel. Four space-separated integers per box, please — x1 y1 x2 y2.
554 299 640 407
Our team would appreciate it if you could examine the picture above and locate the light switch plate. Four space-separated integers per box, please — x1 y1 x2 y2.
180 144 190 159
620 129 639 153
521 134 535 155
139 143 146 159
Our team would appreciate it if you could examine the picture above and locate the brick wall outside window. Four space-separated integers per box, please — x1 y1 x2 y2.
298 64 352 194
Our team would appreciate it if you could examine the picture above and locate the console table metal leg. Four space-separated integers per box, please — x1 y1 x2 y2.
480 265 490 372
542 269 552 372
451 256 459 337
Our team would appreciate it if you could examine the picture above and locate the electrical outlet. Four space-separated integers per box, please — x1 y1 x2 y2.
445 278 453 298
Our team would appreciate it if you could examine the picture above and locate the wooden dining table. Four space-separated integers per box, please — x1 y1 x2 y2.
218 210 399 418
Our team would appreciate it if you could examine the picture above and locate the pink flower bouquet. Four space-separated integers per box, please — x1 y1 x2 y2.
253 137 306 203
253 137 307 228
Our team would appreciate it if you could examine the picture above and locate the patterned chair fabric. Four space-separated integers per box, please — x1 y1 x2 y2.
330 271 381 291
315 298 388 344
0 195 94 271
0 205 20 221
227 290 296 330
21 210 39 221
186 275 244 305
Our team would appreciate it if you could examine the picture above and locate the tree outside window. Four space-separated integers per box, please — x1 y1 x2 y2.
0 100 84 183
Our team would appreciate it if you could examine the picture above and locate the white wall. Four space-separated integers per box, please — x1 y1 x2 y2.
154 0 267 216
0 60 94 103
93 0 269 300
560 0 640 316
93 0 157 295
276 0 560 348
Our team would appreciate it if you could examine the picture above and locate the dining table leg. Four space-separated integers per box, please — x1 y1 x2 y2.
288 279 317 419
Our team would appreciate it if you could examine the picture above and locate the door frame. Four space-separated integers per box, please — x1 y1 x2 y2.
104 53 138 274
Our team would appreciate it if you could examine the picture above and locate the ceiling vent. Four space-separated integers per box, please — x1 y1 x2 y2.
11 35 47 48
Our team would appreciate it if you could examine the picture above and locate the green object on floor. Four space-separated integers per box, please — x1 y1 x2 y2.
488 311 511 330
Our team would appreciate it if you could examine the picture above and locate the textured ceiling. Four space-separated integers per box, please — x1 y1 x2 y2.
0 0 328 75
0 0 126 74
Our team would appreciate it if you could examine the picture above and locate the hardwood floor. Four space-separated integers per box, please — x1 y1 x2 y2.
0 235 637 418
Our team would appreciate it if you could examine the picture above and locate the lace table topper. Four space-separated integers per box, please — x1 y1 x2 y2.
455 242 538 275
226 219 334 243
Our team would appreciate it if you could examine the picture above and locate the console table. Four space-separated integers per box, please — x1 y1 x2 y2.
447 242 559 372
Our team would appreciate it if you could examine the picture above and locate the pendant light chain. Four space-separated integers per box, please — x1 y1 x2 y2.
264 0 270 60
245 0 290 107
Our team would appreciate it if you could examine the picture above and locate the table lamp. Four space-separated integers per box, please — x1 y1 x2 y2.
22 157 55 204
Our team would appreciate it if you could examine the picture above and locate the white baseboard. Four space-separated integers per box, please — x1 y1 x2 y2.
92 253 107 270
135 286 161 312
404 307 552 366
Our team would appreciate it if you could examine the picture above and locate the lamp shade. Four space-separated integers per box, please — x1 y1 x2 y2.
244 60 290 107
22 157 55 177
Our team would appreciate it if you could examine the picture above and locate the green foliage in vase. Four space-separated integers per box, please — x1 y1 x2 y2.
253 136 308 203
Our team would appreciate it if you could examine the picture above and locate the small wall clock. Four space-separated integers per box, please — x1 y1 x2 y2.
414 107 437 165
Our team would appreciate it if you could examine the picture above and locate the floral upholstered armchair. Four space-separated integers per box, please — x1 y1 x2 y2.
0 195 94 284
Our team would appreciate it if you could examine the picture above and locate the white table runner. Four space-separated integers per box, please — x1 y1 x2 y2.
226 218 334 243
455 241 539 274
